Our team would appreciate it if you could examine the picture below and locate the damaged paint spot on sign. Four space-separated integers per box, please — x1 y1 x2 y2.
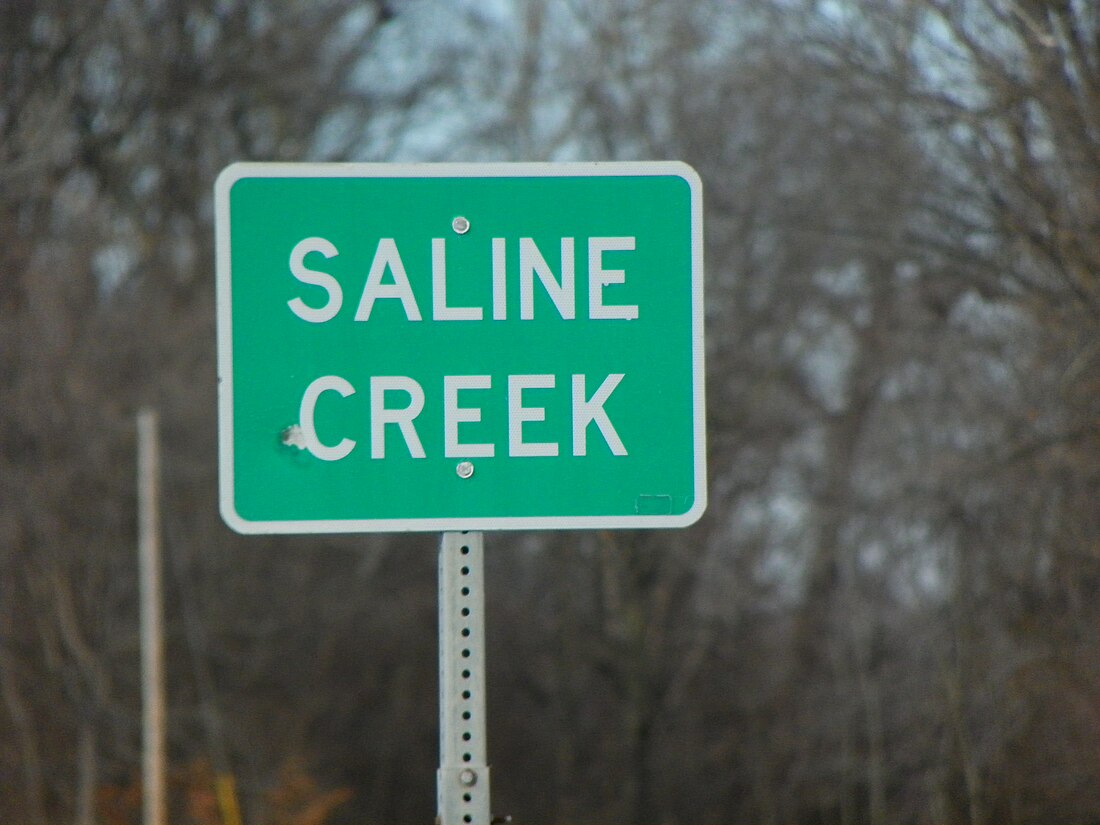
280 424 308 450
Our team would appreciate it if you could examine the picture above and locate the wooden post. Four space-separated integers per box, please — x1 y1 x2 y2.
137 409 166 825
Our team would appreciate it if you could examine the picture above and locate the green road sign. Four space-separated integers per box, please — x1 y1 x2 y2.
215 162 705 533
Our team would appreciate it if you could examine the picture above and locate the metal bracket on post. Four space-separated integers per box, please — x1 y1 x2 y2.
438 531 491 825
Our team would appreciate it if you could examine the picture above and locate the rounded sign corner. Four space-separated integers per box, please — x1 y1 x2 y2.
214 162 252 202
665 160 703 193
678 492 708 528
219 496 259 536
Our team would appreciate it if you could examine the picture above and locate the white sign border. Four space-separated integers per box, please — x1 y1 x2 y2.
215 161 706 534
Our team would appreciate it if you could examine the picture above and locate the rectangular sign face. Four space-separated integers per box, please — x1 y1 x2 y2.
215 162 705 533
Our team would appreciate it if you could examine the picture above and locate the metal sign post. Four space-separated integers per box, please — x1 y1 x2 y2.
437 531 490 825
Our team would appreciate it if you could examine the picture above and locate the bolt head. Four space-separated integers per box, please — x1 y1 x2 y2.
452 216 470 234
456 461 475 479
459 768 478 787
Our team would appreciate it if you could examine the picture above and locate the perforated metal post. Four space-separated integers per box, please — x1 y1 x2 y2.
438 532 491 825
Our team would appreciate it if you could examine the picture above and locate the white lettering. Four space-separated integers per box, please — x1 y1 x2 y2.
588 237 638 320
519 237 575 320
288 237 342 323
355 238 422 321
492 237 507 320
572 373 627 456
295 372 631 460
444 375 494 457
432 238 483 321
299 375 356 461
288 236 645 325
370 376 426 458
508 374 558 456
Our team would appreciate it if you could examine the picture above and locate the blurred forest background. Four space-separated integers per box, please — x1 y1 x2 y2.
3 0 1100 823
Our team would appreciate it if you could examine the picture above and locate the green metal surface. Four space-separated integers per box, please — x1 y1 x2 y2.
216 163 704 532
